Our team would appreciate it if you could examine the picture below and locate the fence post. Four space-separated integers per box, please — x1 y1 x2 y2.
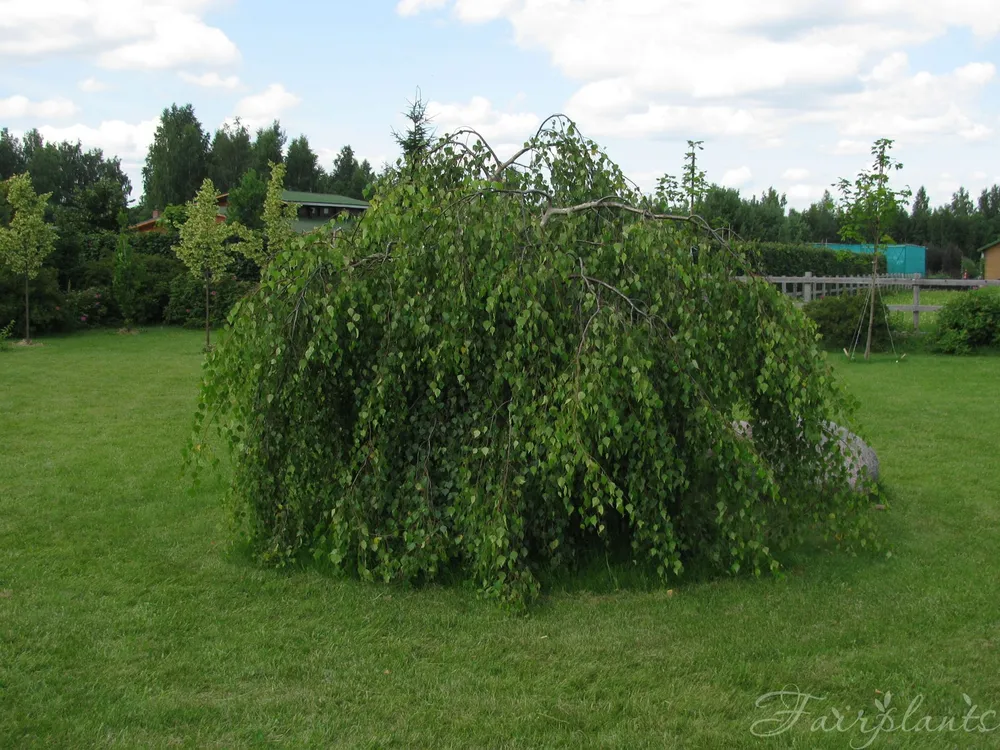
803 271 813 303
912 275 920 331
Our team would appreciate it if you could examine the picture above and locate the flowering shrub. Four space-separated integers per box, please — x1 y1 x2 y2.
64 286 116 329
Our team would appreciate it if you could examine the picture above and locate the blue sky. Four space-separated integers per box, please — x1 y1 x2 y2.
2 0 1000 208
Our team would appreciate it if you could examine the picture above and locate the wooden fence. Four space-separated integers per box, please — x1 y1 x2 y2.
738 274 1000 330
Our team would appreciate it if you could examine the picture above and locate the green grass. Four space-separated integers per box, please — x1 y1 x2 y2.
3 330 999 748
882 287 1000 332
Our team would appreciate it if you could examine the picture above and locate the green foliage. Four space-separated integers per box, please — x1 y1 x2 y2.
0 128 25 182
259 161 296 262
132 231 177 258
0 266 67 335
142 104 210 211
750 242 886 276
961 256 982 279
174 178 257 348
0 174 57 279
165 272 251 328
836 139 911 250
194 117 879 608
933 288 1000 354
252 121 286 180
136 255 185 323
0 318 13 351
0 172 59 342
227 169 268 231
684 140 706 214
208 119 253 194
803 294 897 351
393 90 434 164
65 286 115 328
284 135 322 193
113 214 141 329
835 139 910 360
322 145 375 200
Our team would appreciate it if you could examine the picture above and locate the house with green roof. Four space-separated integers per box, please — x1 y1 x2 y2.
279 190 368 234
132 190 368 234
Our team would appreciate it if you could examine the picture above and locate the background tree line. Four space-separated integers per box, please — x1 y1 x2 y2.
676 182 995 277
2 97 998 339
1 102 380 337
138 103 376 221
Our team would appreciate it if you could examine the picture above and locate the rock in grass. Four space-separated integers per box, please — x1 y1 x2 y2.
822 421 879 490
731 420 879 492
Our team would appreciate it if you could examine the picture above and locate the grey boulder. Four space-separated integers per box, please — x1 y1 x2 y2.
731 419 879 491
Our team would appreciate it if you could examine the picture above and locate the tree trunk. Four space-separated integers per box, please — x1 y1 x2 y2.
24 273 31 345
204 281 211 351
864 249 877 361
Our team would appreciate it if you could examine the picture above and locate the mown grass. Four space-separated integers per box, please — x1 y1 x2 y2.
2 329 999 748
882 286 1000 332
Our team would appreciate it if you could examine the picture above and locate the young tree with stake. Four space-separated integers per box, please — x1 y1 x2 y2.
835 139 911 361
0 173 57 344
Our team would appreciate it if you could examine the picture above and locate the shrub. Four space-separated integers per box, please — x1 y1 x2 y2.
137 255 185 324
64 286 117 329
165 273 252 328
803 293 897 352
0 267 68 336
933 288 1000 354
0 318 14 351
131 231 178 258
193 117 879 608
961 257 982 279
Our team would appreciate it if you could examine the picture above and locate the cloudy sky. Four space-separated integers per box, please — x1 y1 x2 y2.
2 0 999 208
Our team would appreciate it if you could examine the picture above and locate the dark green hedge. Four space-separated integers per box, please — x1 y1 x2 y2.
744 243 887 277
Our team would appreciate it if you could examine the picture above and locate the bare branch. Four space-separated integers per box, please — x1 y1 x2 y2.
489 146 535 182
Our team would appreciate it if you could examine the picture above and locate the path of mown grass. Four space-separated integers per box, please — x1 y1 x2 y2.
2 329 998 748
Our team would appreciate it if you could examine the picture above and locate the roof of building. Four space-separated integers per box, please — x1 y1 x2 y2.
975 239 1000 255
281 190 368 209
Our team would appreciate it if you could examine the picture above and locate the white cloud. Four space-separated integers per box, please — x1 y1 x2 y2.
35 118 158 162
400 0 1000 153
78 77 109 93
427 96 540 143
0 0 240 70
180 71 242 90
228 84 302 133
786 184 827 204
832 140 871 156
720 166 752 188
783 168 810 181
826 61 995 143
396 0 448 16
0 95 77 119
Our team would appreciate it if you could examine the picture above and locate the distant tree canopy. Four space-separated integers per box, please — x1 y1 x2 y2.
142 104 210 212
323 145 374 200
251 121 287 181
284 135 322 193
208 119 253 194
227 169 268 232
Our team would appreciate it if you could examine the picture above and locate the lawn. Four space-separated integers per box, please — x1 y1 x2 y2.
882 286 1000 332
2 329 999 748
